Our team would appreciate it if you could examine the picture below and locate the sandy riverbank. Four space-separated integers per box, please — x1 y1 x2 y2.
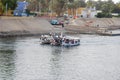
0 17 59 37
0 16 120 37
65 18 120 35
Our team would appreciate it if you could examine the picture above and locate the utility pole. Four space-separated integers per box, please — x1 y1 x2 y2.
51 0 53 19
39 1 41 16
6 3 8 16
50 0 53 19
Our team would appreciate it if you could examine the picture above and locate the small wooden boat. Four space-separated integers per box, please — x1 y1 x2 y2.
40 35 53 44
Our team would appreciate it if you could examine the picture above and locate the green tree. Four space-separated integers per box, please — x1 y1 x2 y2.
28 0 50 13
0 0 3 9
67 0 85 16
79 0 86 7
96 12 112 18
101 0 114 13
0 0 3 15
1 0 17 12
112 2 120 13
86 0 95 7
49 0 67 16
95 0 103 10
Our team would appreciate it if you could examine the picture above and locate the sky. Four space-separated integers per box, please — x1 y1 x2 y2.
113 0 119 3
88 0 120 3
112 0 120 3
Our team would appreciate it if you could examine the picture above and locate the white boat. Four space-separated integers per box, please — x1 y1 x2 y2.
61 36 80 47
40 35 53 44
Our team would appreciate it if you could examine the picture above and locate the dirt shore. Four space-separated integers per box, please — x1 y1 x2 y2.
0 16 120 37
65 18 120 35
0 16 58 37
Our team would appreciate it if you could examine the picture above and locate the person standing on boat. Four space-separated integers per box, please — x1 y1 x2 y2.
62 24 64 28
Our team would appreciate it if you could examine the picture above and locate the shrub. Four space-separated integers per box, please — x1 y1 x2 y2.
96 13 112 18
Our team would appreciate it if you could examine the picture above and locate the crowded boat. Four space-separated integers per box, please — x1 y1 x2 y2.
40 34 80 47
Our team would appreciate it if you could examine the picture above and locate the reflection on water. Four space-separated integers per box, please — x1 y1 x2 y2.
0 38 17 80
0 50 16 80
0 35 120 80
50 47 62 80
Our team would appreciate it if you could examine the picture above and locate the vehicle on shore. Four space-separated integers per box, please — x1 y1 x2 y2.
50 19 64 25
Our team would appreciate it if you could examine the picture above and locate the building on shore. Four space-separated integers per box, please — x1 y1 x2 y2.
13 0 28 16
66 7 97 18
81 7 97 18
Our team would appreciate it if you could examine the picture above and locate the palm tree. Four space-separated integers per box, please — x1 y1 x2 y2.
27 0 51 15
0 0 3 15
67 0 84 16
1 0 17 11
49 0 68 16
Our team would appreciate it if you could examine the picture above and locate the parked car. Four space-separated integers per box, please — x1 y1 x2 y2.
64 15 69 20
50 19 64 25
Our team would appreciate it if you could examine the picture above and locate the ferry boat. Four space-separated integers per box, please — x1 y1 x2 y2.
40 34 80 47
61 36 80 47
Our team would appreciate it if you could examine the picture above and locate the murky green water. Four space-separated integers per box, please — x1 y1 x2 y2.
0 35 120 80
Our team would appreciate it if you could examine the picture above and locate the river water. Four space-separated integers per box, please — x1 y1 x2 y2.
0 35 120 80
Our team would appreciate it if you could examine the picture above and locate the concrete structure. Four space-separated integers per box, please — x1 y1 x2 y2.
67 7 97 18
81 7 97 18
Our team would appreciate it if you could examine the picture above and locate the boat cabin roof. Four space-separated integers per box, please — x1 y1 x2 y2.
64 36 80 40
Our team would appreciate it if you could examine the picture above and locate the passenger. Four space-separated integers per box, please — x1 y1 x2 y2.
62 24 64 28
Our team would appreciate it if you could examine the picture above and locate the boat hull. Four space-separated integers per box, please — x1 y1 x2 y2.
61 41 80 47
